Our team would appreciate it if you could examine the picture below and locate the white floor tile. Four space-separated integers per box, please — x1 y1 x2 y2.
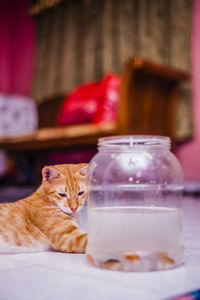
0 256 31 272
0 266 156 300
5 251 199 298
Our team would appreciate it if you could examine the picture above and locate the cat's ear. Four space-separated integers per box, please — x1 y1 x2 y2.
77 165 88 178
42 167 60 182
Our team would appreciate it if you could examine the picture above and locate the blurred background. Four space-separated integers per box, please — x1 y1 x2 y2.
0 0 199 199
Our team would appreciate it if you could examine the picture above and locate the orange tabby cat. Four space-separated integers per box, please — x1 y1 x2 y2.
0 163 88 253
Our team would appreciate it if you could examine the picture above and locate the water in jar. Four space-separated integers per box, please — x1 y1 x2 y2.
86 185 184 271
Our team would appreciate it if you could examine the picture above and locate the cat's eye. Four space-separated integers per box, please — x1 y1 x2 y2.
78 191 84 196
58 193 66 197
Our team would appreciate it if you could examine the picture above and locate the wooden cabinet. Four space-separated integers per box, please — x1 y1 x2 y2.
0 57 189 183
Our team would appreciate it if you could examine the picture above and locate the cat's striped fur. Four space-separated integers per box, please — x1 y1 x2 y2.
0 164 88 253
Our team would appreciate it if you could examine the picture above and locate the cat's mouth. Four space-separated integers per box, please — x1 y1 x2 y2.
62 210 77 217
57 203 78 216
63 211 73 217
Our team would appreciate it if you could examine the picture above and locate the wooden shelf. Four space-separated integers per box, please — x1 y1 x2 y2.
0 122 118 152
0 57 189 154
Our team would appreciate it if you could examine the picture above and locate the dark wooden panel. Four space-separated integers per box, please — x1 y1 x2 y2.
38 95 64 128
119 57 189 145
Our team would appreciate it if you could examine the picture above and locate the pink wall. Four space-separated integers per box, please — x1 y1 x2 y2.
176 0 200 181
10 0 35 95
0 1 11 92
0 0 35 95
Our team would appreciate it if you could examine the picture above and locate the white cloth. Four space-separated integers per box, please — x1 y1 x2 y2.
0 94 38 138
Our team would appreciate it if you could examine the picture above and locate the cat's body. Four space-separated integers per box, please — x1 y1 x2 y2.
0 164 88 254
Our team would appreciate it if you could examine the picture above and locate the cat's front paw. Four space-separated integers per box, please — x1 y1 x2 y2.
75 232 88 253
62 231 88 253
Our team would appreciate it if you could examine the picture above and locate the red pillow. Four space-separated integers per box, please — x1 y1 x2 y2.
93 74 121 123
56 74 121 126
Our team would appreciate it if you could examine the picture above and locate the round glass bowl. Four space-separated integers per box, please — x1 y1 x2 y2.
86 136 184 271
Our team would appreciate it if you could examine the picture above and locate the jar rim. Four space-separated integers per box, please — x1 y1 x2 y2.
98 135 171 150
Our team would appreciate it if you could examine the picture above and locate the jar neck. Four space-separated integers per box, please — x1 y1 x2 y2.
98 135 171 152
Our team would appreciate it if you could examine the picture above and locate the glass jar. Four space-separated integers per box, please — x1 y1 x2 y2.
86 135 184 271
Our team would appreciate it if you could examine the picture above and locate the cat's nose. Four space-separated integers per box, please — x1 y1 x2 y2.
71 207 78 213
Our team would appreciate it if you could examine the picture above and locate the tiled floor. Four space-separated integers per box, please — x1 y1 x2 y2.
0 197 200 300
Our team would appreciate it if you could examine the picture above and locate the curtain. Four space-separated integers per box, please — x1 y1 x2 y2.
32 0 193 141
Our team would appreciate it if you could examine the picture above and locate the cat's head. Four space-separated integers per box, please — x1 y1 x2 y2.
41 163 88 215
